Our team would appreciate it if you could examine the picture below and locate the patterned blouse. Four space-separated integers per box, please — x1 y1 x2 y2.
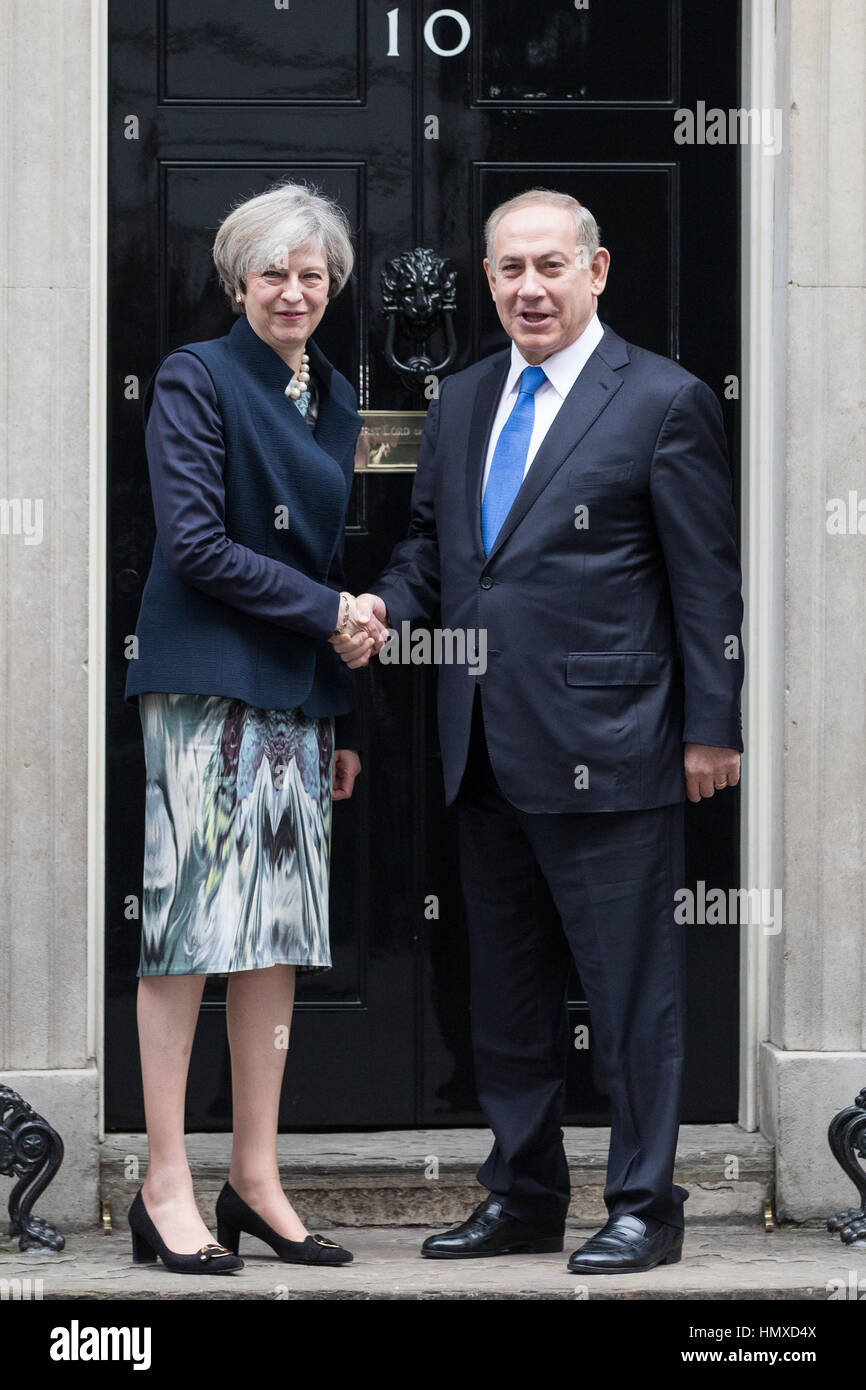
291 372 320 431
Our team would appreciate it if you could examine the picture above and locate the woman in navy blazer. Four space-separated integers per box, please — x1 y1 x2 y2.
124 182 386 1274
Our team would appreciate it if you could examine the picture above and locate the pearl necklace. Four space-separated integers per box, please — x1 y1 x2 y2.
284 351 311 400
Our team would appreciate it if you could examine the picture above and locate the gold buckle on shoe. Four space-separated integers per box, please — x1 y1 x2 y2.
311 1235 340 1248
199 1242 231 1261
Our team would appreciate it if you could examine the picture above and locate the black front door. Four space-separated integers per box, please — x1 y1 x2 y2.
106 0 742 1130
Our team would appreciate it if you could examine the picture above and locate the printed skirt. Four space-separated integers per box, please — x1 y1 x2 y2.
136 692 334 977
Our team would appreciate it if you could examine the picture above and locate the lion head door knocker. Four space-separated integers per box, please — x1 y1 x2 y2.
380 247 458 394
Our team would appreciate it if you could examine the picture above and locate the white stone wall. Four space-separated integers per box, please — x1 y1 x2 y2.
760 0 866 1218
0 0 99 1226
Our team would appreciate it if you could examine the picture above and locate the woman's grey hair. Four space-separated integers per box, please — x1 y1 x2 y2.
213 180 355 311
484 189 601 269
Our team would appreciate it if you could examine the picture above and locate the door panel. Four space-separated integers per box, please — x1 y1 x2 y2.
106 0 741 1130
160 0 367 104
473 1 676 105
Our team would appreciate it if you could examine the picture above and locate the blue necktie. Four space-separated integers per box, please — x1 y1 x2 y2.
481 365 547 555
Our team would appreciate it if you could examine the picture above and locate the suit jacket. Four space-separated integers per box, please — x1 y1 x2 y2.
374 321 744 812
125 314 363 746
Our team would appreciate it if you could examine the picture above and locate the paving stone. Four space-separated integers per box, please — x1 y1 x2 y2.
1 1224 863 1301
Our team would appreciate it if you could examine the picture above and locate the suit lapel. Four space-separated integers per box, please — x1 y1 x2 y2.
465 350 511 560
483 324 630 565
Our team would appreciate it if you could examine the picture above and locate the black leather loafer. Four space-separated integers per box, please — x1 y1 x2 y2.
567 1214 683 1274
421 1197 564 1259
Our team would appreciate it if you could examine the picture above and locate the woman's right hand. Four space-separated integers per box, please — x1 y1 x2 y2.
330 593 389 667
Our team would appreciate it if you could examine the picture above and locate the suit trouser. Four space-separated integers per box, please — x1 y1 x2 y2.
455 689 689 1233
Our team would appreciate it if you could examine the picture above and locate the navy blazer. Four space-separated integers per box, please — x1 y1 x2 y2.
125 314 363 747
374 322 745 812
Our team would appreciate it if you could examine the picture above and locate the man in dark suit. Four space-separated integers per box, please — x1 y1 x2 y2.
332 190 743 1273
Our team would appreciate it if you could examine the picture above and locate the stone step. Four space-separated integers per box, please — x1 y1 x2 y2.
2 1224 861 1300
99 1124 773 1230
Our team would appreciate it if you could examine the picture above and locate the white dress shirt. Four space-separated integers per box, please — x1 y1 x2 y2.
481 312 605 494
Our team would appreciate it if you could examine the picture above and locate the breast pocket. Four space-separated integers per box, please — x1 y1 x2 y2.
568 463 634 488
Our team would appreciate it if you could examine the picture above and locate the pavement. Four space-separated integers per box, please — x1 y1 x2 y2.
5 1124 861 1302
2 1222 865 1300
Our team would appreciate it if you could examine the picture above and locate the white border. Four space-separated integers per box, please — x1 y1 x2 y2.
739 0 785 1130
88 0 109 1139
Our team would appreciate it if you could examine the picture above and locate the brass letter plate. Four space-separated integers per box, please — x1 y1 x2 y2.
354 410 429 472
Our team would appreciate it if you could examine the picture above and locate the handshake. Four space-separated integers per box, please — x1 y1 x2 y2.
329 592 390 669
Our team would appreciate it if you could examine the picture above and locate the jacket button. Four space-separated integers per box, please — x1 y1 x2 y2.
480 575 493 590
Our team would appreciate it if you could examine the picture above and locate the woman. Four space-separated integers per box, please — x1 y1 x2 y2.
124 181 385 1274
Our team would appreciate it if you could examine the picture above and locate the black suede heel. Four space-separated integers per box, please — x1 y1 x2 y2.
128 1189 244 1274
215 1181 353 1265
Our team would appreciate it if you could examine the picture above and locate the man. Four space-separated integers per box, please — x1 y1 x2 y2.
333 189 743 1274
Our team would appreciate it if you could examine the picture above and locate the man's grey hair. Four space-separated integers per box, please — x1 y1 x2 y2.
213 180 355 312
484 189 601 269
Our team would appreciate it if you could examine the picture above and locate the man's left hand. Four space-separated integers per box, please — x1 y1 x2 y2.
332 749 361 801
684 744 741 802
